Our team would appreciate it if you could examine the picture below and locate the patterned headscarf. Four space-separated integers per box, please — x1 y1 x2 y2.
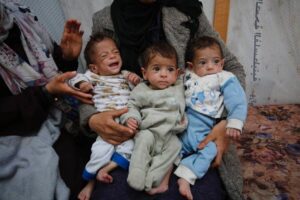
0 0 58 94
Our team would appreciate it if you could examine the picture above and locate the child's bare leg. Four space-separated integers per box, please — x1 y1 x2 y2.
147 166 173 195
78 180 95 200
96 161 118 183
178 178 193 200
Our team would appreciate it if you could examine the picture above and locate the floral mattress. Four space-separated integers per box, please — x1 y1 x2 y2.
236 104 300 200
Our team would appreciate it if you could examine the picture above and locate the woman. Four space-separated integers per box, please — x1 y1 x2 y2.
80 0 245 199
0 1 91 200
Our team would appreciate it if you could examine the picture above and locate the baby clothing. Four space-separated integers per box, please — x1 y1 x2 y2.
120 79 187 191
174 69 247 185
184 69 247 130
69 70 134 180
69 70 132 112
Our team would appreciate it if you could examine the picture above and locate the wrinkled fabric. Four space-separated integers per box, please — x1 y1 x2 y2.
0 108 69 200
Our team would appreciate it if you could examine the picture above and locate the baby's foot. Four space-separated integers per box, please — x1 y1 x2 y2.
97 169 113 183
78 181 94 200
178 178 193 200
147 184 168 195
127 168 146 191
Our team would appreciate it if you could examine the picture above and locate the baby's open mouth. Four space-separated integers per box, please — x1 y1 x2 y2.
109 61 119 68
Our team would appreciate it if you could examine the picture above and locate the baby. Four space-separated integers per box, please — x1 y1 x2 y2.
120 42 187 195
174 36 248 200
69 32 140 200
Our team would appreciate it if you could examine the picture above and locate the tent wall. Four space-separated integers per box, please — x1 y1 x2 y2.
227 0 300 105
21 0 65 43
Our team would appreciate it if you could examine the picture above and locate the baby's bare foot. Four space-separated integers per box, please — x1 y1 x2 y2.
178 178 193 200
147 184 168 195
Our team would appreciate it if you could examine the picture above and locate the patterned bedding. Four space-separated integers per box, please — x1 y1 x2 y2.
236 104 300 200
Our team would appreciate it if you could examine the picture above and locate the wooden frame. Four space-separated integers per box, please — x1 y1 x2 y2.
213 0 230 42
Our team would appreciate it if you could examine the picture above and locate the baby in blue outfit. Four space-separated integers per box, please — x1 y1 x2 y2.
174 36 248 200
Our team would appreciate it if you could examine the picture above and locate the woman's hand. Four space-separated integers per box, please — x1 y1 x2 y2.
45 71 93 104
88 108 135 145
198 120 229 168
60 19 84 60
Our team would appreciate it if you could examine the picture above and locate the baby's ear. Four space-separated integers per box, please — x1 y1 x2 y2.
186 62 194 70
178 68 184 75
89 64 97 73
141 67 147 80
220 59 225 68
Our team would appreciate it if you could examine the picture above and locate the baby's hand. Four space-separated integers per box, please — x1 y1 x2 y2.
79 81 93 93
126 118 139 132
226 128 241 140
127 72 141 86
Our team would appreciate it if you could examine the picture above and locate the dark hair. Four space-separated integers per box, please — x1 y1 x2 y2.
139 42 178 67
84 32 116 65
185 36 224 65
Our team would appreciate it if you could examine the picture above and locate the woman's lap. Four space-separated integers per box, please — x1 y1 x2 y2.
54 130 227 200
91 167 227 200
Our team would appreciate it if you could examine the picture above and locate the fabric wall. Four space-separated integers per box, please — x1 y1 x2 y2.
20 0 65 43
227 0 300 105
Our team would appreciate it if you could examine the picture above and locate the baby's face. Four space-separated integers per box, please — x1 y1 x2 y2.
188 45 224 77
142 54 179 90
89 38 122 76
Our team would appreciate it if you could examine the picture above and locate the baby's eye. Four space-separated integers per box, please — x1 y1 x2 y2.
168 66 175 72
153 66 160 72
113 49 120 54
199 61 206 65
213 59 220 64
100 53 107 58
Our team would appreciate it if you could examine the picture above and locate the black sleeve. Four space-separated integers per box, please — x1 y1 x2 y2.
0 86 55 136
52 42 79 72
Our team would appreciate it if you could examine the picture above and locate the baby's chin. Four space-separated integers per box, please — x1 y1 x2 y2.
150 83 173 90
198 71 219 77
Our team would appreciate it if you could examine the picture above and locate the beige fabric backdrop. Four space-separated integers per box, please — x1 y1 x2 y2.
227 0 300 105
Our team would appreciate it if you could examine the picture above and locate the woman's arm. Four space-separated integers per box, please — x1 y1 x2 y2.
0 85 53 135
0 72 92 136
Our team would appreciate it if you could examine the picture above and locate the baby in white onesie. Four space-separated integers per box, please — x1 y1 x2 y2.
69 32 140 200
